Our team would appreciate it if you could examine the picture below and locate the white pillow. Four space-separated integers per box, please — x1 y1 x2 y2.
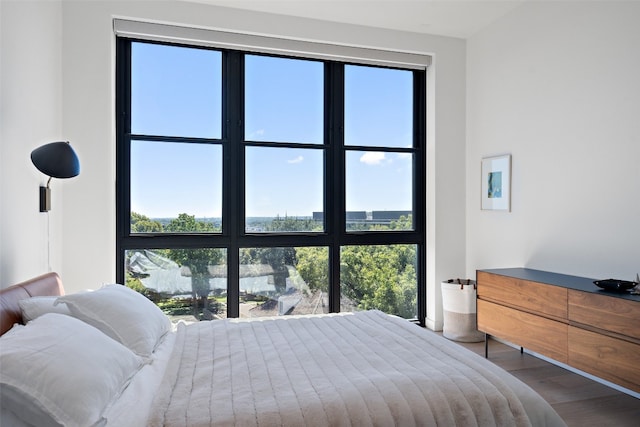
56 284 171 357
0 313 144 427
18 296 71 322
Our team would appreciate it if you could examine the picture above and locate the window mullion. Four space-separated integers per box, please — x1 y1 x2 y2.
224 51 243 318
326 62 344 313
115 38 132 285
413 70 427 325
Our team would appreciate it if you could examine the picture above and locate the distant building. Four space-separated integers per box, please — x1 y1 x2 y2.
371 210 411 221
313 210 410 225
314 211 367 221
347 211 367 221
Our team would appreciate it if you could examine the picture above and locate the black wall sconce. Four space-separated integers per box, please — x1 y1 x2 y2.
31 141 80 212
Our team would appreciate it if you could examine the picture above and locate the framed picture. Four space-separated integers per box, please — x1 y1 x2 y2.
481 154 511 211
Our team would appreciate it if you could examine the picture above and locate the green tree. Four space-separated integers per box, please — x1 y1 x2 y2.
165 213 224 319
239 247 296 292
131 212 163 233
295 247 329 293
389 214 413 231
265 215 322 232
339 244 416 318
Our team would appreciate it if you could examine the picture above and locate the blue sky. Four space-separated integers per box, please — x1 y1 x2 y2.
130 42 413 219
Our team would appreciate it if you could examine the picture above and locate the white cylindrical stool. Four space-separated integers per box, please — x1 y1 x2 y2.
441 279 484 342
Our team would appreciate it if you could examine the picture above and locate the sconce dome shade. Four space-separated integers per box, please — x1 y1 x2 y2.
31 141 80 178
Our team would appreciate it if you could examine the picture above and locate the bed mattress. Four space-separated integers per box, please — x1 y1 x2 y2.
142 310 566 427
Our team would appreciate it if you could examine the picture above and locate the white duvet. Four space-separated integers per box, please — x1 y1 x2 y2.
142 310 566 427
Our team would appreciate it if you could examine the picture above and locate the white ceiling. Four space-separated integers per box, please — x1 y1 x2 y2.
187 0 526 39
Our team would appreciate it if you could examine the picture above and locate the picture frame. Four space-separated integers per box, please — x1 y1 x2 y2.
481 154 511 211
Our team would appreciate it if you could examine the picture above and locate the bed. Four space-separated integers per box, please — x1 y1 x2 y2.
0 272 567 427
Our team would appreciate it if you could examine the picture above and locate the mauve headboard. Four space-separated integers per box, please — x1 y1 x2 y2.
0 272 64 335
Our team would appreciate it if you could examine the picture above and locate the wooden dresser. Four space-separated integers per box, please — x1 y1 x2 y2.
477 268 640 393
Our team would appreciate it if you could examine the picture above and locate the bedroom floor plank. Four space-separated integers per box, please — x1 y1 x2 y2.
446 334 640 427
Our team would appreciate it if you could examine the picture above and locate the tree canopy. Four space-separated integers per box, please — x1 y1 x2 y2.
128 212 416 319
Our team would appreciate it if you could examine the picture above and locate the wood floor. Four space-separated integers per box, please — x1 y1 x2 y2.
447 335 640 427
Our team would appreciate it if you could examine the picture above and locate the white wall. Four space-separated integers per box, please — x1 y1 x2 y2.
466 1 640 281
1 0 466 329
0 0 64 286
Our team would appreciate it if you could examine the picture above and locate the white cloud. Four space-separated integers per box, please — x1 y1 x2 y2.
287 155 304 164
360 152 386 165
247 129 265 139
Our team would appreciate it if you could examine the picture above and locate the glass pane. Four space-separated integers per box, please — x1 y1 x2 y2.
245 147 324 232
345 65 413 148
131 140 222 232
345 150 413 231
340 244 417 319
125 248 227 322
245 55 323 144
239 247 328 318
131 42 222 138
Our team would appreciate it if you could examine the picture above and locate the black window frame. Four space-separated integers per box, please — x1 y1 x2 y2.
115 37 427 324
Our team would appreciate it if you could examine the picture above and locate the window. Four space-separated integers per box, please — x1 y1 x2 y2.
116 37 426 324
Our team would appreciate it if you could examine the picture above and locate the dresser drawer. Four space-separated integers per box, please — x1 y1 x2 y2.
568 290 640 341
569 326 640 393
478 300 568 363
477 271 568 321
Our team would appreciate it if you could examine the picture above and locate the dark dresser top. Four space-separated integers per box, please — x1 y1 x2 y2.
478 268 640 302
